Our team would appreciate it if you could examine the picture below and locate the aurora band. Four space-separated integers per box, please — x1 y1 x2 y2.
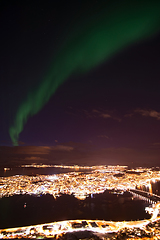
9 1 160 145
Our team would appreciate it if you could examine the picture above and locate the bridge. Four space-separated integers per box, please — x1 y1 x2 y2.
129 188 160 204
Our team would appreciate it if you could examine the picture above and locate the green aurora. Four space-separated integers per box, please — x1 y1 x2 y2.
9 1 160 145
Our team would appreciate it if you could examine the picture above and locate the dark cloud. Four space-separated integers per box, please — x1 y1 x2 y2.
98 135 109 139
150 142 160 149
83 109 121 122
13 146 51 155
51 145 74 151
0 142 160 167
135 109 160 120
0 146 51 166
24 156 47 161
125 109 160 120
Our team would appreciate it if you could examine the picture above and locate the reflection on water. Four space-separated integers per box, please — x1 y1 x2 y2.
0 190 150 229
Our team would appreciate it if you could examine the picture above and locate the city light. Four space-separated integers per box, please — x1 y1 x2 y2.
1 165 160 238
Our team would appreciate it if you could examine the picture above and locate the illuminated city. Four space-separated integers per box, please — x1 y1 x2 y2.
0 165 160 238
0 165 160 200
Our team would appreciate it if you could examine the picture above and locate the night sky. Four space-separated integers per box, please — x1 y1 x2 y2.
1 0 160 166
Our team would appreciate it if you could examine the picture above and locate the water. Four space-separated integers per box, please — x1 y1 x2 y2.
0 167 89 177
0 190 150 229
